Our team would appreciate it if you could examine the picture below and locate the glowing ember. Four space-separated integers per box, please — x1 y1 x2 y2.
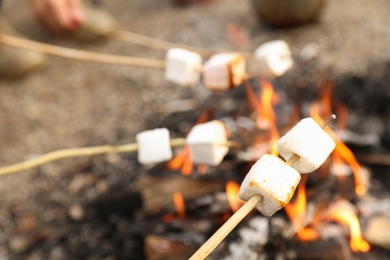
226 181 243 213
173 192 186 219
327 200 370 252
285 175 319 241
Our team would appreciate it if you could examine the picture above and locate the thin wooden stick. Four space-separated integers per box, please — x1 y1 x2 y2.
0 34 166 69
111 30 254 59
189 194 262 260
112 30 213 57
0 143 138 177
189 154 299 260
0 138 241 176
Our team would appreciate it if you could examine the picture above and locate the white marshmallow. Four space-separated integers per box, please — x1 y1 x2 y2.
253 40 293 79
165 48 202 86
136 128 173 165
186 120 229 166
277 117 336 173
203 53 246 91
239 154 301 217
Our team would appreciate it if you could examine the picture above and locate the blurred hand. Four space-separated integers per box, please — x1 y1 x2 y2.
30 0 85 33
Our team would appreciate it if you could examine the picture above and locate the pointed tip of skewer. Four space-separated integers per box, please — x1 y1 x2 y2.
322 114 336 128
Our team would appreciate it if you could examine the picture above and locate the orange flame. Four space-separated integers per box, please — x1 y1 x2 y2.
327 200 370 252
167 147 193 175
310 103 367 195
167 110 213 175
261 80 280 155
245 80 280 155
285 175 319 241
173 192 186 219
226 181 243 213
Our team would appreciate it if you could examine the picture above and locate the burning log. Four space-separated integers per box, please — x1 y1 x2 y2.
144 235 198 260
286 238 348 260
93 175 224 218
138 175 224 216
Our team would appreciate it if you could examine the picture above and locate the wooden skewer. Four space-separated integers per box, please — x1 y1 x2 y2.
189 153 299 260
112 30 213 57
112 30 254 59
0 34 166 69
189 115 336 260
0 138 239 176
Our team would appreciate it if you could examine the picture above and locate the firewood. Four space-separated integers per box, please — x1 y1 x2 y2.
137 175 224 215
144 235 198 260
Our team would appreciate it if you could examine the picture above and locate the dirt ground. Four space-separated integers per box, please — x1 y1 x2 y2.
0 0 390 259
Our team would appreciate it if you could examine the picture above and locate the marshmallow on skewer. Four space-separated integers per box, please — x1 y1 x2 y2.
239 154 301 217
203 53 246 91
186 120 229 166
136 128 173 165
165 48 202 86
252 40 293 79
277 117 336 173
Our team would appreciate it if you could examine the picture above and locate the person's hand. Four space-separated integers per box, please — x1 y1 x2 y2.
29 0 85 33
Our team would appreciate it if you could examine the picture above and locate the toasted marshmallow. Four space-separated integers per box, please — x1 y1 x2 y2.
203 53 246 91
239 154 301 217
186 120 229 166
277 117 336 173
165 48 202 86
136 128 173 165
253 40 293 79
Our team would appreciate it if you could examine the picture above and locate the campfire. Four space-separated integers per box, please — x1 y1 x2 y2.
128 78 388 259
2 74 388 259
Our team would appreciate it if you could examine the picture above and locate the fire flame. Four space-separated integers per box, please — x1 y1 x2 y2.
310 103 367 195
226 181 243 213
327 199 370 252
167 110 212 175
285 175 319 241
173 192 186 219
167 147 193 175
246 80 280 155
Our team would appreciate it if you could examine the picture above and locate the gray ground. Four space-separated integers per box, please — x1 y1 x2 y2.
0 0 389 259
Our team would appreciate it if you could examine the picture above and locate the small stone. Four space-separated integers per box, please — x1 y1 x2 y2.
9 236 31 253
68 175 95 194
68 204 84 221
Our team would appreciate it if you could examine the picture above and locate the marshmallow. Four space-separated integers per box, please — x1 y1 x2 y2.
186 120 229 166
277 117 336 173
136 128 173 165
203 53 246 91
239 154 301 217
165 48 202 86
253 40 293 79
